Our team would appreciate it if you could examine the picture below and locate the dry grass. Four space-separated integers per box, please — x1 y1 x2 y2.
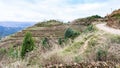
1 23 120 67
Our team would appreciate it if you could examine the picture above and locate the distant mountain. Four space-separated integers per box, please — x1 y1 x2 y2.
0 26 22 37
0 21 36 38
0 21 35 27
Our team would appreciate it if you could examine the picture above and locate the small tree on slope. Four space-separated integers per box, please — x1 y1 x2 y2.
21 32 35 58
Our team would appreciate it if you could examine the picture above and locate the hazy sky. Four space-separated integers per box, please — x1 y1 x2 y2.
0 0 120 22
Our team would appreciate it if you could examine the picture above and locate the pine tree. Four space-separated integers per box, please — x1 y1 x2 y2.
21 32 35 58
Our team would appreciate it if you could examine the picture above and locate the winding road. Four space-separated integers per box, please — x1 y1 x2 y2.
96 23 120 35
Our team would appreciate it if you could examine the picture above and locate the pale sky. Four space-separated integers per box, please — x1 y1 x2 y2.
0 0 120 22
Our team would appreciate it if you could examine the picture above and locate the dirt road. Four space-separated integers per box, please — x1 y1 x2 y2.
96 23 120 35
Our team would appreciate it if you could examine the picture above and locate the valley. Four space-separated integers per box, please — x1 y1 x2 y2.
0 22 35 38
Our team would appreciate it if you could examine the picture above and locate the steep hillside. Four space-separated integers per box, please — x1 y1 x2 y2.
107 9 120 29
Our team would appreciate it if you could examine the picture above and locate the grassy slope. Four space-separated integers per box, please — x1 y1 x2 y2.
0 18 120 67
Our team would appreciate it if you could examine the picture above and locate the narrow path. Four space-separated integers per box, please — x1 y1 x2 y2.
79 38 90 54
96 23 120 35
74 33 93 55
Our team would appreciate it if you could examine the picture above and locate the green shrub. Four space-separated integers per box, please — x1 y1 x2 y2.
0 48 6 59
74 55 83 63
58 38 63 45
84 25 96 33
21 32 35 58
41 37 49 48
64 28 80 39
96 49 107 61
8 47 19 58
110 35 120 44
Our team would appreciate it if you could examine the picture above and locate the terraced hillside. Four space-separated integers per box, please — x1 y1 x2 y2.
0 19 90 49
0 20 70 48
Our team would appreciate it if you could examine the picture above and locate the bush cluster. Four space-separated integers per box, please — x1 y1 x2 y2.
64 28 80 39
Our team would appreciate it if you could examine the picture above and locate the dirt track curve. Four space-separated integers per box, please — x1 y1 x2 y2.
96 23 120 35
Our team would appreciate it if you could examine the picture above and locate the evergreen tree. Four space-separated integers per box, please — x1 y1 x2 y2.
64 28 74 39
21 32 35 58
